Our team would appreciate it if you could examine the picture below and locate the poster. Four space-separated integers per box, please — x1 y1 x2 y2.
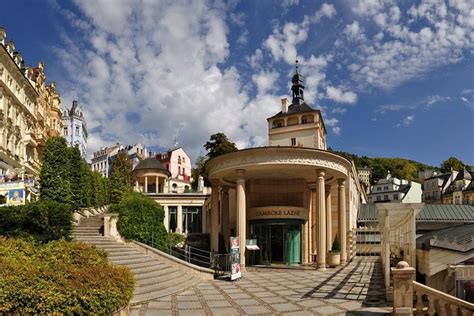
8 189 24 205
230 237 241 280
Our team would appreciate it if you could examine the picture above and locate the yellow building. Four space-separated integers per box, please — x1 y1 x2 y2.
0 27 63 204
204 67 365 270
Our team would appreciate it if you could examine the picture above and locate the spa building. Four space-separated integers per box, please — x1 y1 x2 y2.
204 68 366 270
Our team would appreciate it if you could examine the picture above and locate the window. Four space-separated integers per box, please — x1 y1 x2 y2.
178 166 181 175
383 186 388 190
302 118 307 124
64 127 68 136
178 156 181 164
393 194 398 200
290 138 296 146
75 126 80 136
383 195 389 200
376 196 381 201
377 187 381 191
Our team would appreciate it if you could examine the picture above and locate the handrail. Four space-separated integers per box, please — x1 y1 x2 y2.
413 281 474 314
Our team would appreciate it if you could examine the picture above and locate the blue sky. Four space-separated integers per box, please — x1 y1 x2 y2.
2 0 473 166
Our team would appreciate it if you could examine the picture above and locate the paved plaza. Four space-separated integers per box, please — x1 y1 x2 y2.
130 258 392 315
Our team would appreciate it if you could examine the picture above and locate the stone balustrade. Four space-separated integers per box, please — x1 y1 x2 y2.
413 281 473 316
392 261 474 316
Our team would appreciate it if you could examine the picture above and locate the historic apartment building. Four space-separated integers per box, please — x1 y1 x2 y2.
204 66 366 270
368 172 422 203
422 171 456 204
62 100 88 158
442 168 474 205
91 143 148 178
0 27 63 205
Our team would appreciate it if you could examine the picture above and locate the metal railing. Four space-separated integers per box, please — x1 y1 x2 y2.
169 244 213 268
213 253 232 278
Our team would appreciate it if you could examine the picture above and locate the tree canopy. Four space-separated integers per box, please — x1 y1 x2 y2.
440 157 465 173
108 151 132 204
204 133 238 159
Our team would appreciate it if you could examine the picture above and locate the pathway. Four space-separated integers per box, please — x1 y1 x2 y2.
132 257 392 315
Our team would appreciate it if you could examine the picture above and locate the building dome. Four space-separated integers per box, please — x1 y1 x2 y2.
133 158 170 175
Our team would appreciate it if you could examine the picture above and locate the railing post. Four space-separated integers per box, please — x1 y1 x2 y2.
391 261 416 316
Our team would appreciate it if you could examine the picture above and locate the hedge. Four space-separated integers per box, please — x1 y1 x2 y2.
0 237 134 314
110 192 168 251
0 200 73 242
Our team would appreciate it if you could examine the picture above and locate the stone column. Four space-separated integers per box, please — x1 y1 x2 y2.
156 176 159 193
221 187 230 250
302 218 309 264
210 183 219 253
163 205 169 231
338 179 347 264
326 186 332 251
144 176 148 193
202 205 207 233
311 188 317 261
316 169 326 270
236 169 246 269
391 261 415 316
177 205 183 234
410 209 416 269
307 197 312 264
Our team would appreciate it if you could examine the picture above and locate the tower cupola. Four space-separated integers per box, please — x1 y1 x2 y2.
291 60 305 105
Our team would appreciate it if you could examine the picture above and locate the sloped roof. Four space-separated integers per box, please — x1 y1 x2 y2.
133 158 170 175
416 224 474 252
358 203 474 223
269 102 315 119
454 168 472 181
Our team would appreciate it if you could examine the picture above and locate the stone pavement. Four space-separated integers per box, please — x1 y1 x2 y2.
131 257 392 315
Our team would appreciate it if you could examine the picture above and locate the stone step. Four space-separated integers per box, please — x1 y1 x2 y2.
107 253 146 262
73 232 101 236
107 250 144 259
74 227 101 231
110 256 156 266
131 278 198 305
134 272 189 295
134 269 182 287
101 247 141 254
132 265 174 281
123 260 162 270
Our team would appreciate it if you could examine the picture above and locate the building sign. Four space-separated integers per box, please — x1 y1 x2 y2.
248 206 308 221
230 237 241 280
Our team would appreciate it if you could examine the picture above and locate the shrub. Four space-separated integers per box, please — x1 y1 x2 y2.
331 234 341 253
110 192 168 251
0 200 73 243
0 237 134 314
168 232 186 247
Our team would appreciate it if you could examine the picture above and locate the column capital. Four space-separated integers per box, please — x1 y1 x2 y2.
338 178 346 186
236 169 246 178
316 169 325 178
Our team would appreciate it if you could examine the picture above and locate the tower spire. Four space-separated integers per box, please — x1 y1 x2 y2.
291 60 305 105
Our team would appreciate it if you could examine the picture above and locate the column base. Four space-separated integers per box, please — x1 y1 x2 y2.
317 263 327 271
341 259 347 265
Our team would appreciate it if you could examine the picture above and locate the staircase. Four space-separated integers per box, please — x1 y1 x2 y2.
73 213 200 305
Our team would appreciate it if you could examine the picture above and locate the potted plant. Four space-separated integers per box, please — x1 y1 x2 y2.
328 234 341 267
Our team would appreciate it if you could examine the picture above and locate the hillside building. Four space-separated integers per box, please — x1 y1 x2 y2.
367 172 422 203
443 168 474 205
422 172 456 204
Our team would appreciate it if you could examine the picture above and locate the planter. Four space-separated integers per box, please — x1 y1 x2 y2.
328 252 340 267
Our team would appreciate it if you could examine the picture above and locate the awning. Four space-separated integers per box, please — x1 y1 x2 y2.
246 245 260 250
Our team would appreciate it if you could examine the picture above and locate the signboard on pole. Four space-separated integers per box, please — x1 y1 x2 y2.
230 237 241 280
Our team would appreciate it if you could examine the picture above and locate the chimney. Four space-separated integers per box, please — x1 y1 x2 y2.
281 98 289 113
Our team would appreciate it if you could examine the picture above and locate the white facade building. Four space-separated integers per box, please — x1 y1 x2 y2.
62 100 88 157
91 143 123 178
368 172 422 203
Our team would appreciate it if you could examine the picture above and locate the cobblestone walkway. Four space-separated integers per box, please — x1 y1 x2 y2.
131 258 392 315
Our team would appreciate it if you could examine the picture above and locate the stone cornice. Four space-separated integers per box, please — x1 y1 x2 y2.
206 146 350 179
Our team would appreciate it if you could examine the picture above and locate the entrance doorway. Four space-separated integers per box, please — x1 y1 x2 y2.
250 220 302 265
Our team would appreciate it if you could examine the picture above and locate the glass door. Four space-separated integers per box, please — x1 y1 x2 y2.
285 224 301 265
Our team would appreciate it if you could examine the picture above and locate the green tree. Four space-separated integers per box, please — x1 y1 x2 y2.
108 152 132 204
204 132 238 159
440 157 465 173
39 137 72 205
68 146 89 208
191 155 209 190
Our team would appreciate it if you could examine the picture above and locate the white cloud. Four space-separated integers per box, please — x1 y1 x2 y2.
397 115 415 127
332 107 347 114
344 1 474 90
282 0 299 9
55 0 287 162
325 86 358 104
332 126 341 135
252 69 279 95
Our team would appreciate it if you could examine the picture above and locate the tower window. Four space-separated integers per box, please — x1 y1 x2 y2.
291 138 296 146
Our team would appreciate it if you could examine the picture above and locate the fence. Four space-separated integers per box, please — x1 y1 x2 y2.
169 244 213 268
